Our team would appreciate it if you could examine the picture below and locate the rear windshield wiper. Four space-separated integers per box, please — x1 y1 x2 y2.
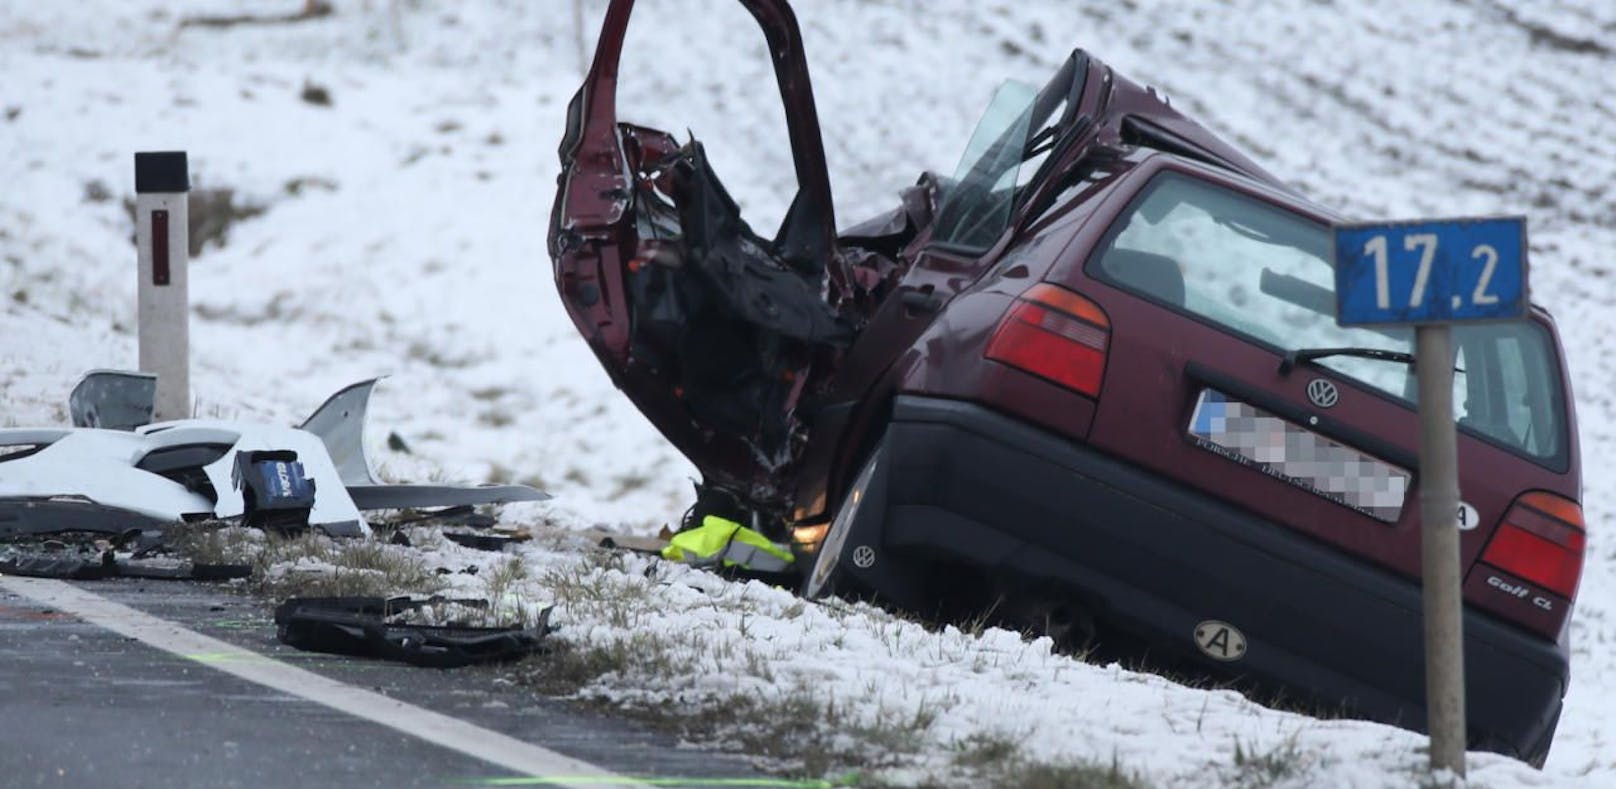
1279 346 1414 374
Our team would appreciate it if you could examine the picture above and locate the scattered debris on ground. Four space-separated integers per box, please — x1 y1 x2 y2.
274 595 551 668
0 530 250 581
0 371 552 603
0 371 548 541
441 531 528 552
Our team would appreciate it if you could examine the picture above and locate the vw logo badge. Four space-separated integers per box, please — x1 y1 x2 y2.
851 545 876 569
1306 378 1339 409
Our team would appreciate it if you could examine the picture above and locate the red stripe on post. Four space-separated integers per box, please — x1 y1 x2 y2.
152 209 170 286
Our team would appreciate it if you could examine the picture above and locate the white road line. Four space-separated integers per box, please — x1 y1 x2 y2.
0 576 647 789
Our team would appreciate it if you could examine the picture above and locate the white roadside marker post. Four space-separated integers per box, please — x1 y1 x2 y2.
133 151 191 421
1334 216 1530 781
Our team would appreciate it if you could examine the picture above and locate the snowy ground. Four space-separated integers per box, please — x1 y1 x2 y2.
3 0 1615 785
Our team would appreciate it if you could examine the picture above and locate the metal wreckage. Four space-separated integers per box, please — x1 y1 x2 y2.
549 0 921 574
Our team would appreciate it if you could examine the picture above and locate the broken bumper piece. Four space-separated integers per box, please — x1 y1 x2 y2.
273 596 552 668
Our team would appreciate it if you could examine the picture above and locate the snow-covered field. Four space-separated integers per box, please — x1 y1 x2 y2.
3 0 1615 785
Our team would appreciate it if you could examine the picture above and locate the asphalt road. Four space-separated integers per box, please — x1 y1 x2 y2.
0 577 770 789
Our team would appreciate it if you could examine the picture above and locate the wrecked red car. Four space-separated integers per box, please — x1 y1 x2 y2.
549 0 1581 766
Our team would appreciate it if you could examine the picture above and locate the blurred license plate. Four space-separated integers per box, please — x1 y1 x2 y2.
1187 389 1409 522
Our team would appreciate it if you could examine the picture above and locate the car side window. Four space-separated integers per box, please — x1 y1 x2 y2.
1455 326 1562 460
1096 173 1412 396
1496 335 1559 457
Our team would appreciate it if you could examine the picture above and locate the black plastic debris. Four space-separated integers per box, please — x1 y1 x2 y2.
273 596 551 668
0 498 166 540
382 505 498 530
442 532 528 552
0 550 117 580
0 543 249 581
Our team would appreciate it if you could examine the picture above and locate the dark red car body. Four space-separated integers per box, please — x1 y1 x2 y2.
550 0 1583 766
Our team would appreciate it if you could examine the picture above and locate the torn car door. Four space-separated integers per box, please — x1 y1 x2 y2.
549 0 893 510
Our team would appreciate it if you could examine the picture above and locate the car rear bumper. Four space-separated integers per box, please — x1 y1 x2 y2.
827 395 1567 763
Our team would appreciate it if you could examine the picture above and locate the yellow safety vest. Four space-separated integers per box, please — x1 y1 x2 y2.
661 515 794 573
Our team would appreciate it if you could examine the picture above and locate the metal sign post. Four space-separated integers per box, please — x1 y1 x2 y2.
1413 322 1465 774
1334 216 1529 778
133 151 191 421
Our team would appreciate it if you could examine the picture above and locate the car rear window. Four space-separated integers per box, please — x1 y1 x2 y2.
1089 171 1567 469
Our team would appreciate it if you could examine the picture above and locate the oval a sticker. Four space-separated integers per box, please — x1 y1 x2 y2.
1194 620 1247 662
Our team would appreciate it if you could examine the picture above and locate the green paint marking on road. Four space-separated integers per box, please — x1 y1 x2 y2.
184 650 272 664
456 776 838 788
181 649 392 671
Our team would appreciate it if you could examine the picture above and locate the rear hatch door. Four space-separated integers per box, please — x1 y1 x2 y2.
1060 158 1578 633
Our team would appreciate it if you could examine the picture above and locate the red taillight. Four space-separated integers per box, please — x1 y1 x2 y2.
1480 491 1585 599
985 284 1110 397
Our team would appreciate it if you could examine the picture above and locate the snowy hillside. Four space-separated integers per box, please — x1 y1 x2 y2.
3 0 1615 785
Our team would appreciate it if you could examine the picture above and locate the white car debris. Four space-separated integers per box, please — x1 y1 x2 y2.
0 372 548 538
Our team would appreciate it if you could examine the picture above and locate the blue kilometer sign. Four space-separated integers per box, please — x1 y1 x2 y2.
1333 217 1528 326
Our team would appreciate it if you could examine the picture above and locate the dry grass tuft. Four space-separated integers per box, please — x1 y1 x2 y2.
165 522 445 602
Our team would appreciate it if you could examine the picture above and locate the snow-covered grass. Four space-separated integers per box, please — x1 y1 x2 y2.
170 520 447 599
4 1 1615 786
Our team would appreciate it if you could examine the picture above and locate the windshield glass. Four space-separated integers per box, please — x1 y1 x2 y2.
1093 172 1566 466
930 80 1039 251
931 56 1084 251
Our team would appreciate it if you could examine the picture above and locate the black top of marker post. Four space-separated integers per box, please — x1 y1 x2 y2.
134 151 189 194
